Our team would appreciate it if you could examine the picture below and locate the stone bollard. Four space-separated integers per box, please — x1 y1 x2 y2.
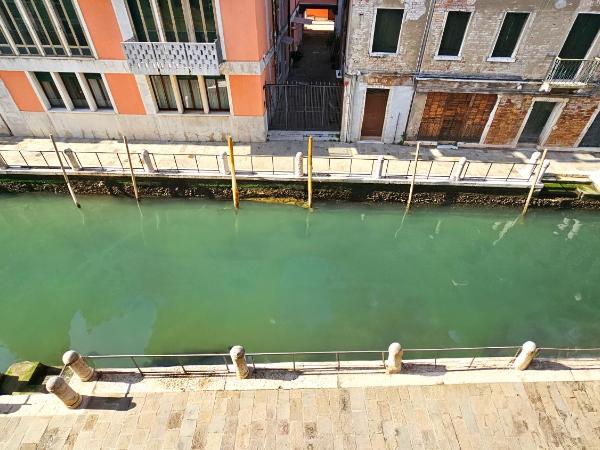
522 151 541 179
385 342 403 374
294 152 304 177
513 341 537 370
538 160 550 181
0 153 7 169
229 345 250 379
373 155 385 179
451 157 467 181
63 350 96 381
46 376 82 408
63 149 82 171
219 151 231 176
141 150 156 173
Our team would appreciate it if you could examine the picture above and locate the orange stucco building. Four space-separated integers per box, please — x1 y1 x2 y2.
0 0 278 141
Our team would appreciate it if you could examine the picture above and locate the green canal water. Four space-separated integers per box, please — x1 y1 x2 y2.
1 193 600 371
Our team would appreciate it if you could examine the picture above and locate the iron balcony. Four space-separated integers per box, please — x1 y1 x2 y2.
122 39 222 76
542 56 600 89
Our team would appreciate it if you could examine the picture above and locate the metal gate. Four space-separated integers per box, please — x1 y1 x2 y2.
265 83 343 132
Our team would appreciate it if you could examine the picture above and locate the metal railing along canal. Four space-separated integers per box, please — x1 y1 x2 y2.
78 346 600 376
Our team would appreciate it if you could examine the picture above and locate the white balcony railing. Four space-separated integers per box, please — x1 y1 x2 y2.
544 57 600 87
122 39 222 76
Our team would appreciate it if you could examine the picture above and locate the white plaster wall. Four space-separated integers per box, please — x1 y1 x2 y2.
345 80 413 143
0 79 28 136
2 110 267 142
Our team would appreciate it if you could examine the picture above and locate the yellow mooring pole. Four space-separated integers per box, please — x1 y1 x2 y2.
405 141 420 212
307 136 313 208
227 136 239 209
522 148 548 216
50 134 80 208
123 136 140 202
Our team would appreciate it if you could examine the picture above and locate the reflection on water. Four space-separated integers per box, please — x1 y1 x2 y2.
1 194 600 371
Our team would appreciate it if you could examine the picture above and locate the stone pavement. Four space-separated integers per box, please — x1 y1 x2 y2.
2 380 600 449
1 136 600 176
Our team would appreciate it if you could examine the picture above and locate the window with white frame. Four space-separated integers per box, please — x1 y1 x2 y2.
35 71 112 111
84 73 112 110
371 8 403 54
126 0 218 43
0 0 91 56
437 11 471 57
150 74 229 113
0 0 40 55
490 12 529 59
34 71 63 107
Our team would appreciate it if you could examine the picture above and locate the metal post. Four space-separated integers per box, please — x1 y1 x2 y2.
405 142 420 212
307 136 313 208
522 148 548 216
227 136 239 209
124 136 140 202
50 134 80 208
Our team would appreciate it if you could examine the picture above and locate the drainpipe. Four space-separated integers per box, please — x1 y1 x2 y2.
405 0 437 142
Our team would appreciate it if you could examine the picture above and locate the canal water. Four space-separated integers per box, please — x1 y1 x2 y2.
1 193 600 370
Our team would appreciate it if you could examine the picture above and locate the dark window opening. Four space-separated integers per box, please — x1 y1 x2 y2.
189 0 217 43
0 27 13 55
0 0 39 55
59 72 88 109
177 75 202 111
438 11 471 57
371 8 403 53
158 0 188 42
50 0 91 56
491 12 529 58
126 0 158 42
560 13 600 59
580 112 600 147
84 73 112 110
22 0 66 56
150 75 177 111
34 71 64 108
518 101 556 144
205 76 229 111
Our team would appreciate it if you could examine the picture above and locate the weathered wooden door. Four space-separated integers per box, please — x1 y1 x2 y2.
361 89 389 139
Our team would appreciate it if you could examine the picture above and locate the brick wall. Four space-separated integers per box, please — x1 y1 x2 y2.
484 95 533 145
545 97 600 147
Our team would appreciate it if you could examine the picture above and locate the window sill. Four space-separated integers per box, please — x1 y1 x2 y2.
47 108 115 114
487 56 515 63
434 55 462 61
156 111 231 117
369 52 397 57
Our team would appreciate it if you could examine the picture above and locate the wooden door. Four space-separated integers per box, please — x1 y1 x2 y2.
361 89 388 139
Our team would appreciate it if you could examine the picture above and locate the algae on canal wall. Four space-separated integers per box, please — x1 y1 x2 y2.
1 174 599 209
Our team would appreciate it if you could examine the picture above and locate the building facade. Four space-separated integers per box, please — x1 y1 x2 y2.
0 0 279 141
341 0 600 149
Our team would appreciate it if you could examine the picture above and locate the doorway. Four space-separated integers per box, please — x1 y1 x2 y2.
361 89 388 140
518 101 557 144
556 13 600 80
579 111 600 147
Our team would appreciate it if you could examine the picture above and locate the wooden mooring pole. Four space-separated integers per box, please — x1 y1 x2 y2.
522 148 548 216
307 136 313 208
50 134 80 208
123 136 140 202
227 136 239 209
405 142 420 212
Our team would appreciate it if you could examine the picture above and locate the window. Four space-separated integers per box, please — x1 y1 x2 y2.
50 0 90 56
150 75 177 110
205 76 228 111
84 73 112 110
491 12 529 58
438 11 471 57
125 0 218 43
0 0 39 55
371 8 403 53
34 72 64 107
177 75 202 111
22 0 65 56
59 72 88 109
189 0 216 42
158 0 188 42
126 0 158 41
0 26 13 54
